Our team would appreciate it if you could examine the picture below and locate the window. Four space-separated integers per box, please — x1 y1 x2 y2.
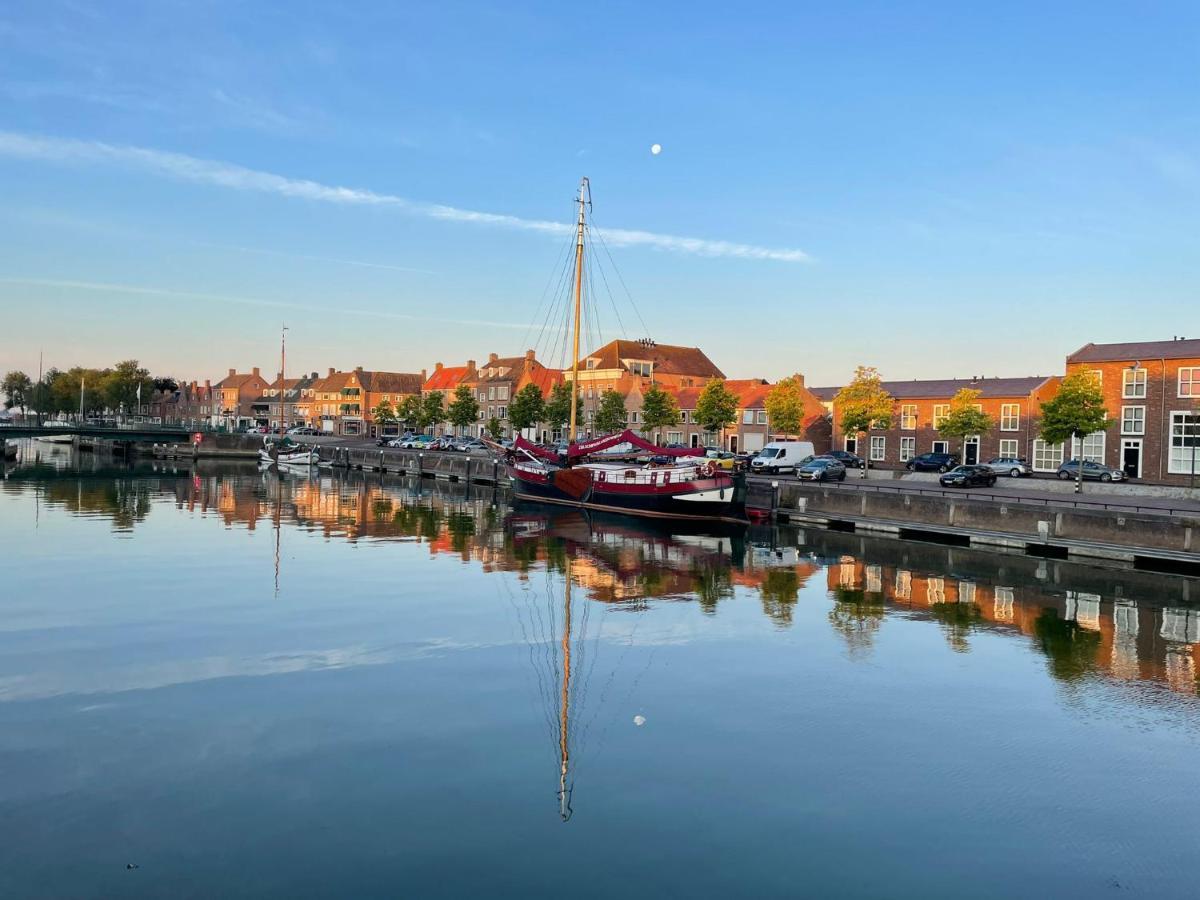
932 440 948 454
932 404 949 428
667 431 682 444
1000 403 1019 431
1071 431 1105 463
899 404 917 430
488 387 496 401
1179 368 1199 398
628 361 652 377
629 411 640 424
1168 412 1199 474
1087 369 1103 386
1123 368 1147 399
899 436 915 461
1032 439 1064 472
755 410 767 425
586 359 597 370
498 386 509 401
742 410 753 424
1121 406 1145 435
478 390 486 402
998 438 1019 458
681 411 689 423
498 405 507 420
870 436 886 461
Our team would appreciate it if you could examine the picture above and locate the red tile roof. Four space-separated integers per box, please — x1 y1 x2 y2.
523 367 564 397
579 340 725 378
423 365 470 392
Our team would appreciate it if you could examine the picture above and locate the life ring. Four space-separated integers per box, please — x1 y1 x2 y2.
698 462 715 478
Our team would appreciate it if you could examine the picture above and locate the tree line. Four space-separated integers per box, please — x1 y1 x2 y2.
2 361 174 419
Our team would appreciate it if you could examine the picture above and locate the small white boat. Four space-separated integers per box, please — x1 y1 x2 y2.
260 441 318 467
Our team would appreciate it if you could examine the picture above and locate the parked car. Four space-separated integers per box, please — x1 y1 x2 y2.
288 426 321 436
750 441 816 475
454 438 487 453
400 435 432 449
906 452 960 473
705 449 739 471
1057 459 1125 482
823 449 864 469
939 465 998 488
796 458 847 482
983 456 1033 477
663 442 688 450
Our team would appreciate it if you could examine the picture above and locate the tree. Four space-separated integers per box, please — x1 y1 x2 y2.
102 359 153 416
1038 371 1110 493
486 416 503 440
2 371 32 414
936 388 994 460
396 395 422 430
544 381 582 437
508 383 546 436
640 384 680 442
593 389 628 435
834 366 895 477
694 379 738 447
446 384 480 435
372 398 398 432
419 391 445 433
764 376 806 437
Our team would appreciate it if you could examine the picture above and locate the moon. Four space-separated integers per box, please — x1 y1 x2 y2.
650 144 662 156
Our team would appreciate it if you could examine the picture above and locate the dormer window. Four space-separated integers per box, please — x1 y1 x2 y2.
627 361 652 377
586 359 598 370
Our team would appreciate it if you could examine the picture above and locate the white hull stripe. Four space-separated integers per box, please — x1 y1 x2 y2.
675 489 728 502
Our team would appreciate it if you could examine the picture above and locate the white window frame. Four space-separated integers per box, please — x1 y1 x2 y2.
1032 439 1064 472
1071 431 1106 463
1179 367 1199 399
900 404 917 430
1168 411 1199 475
998 438 1019 458
999 403 1019 431
931 440 948 454
1123 368 1147 399
869 435 886 461
742 410 753 425
755 410 767 425
1120 405 1145 435
899 436 915 461
667 431 682 444
932 404 949 428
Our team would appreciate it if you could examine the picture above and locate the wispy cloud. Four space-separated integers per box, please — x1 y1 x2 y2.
0 131 813 263
0 277 528 330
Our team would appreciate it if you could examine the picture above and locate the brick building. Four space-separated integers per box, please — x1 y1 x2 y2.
212 368 271 430
474 351 559 438
1063 338 1200 483
307 367 424 436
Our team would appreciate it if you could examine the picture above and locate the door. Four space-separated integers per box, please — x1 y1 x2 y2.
690 434 700 448
1122 439 1142 479
964 436 979 465
844 436 857 455
728 435 738 454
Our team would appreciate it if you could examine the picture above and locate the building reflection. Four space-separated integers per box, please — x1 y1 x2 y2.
5 458 1197 697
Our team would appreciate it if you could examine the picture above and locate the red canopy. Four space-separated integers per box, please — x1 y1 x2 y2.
513 430 706 462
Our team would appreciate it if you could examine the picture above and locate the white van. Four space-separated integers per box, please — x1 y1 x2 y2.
749 440 815 475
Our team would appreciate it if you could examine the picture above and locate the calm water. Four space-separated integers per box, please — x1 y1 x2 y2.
2 444 1199 898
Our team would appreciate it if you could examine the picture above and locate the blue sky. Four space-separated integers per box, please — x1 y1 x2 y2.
0 0 1197 385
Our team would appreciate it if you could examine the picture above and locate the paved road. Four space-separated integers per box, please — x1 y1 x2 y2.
747 473 1200 515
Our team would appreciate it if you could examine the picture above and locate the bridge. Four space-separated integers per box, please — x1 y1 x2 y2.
0 423 195 442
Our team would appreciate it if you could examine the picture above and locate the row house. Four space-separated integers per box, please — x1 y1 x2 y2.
211 368 271 430
307 367 424 436
474 350 561 438
247 372 321 430
829 376 1056 470
422 360 478 436
1062 338 1200 483
147 380 215 426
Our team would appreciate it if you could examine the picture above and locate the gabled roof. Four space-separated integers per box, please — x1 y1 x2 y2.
1066 338 1200 363
424 365 470 392
579 340 726 379
724 378 772 409
882 377 1050 400
809 386 840 402
213 372 265 390
477 355 544 382
359 371 423 394
522 366 564 398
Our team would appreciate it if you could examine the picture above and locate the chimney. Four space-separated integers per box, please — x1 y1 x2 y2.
489 352 499 364
328 367 335 377
355 366 363 373
435 362 443 372
525 349 535 372
466 359 476 374
420 368 427 384
228 368 236 377
204 379 211 388
794 373 805 388
252 367 260 378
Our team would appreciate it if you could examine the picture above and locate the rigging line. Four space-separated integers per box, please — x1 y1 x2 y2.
532 230 578 360
522 213 580 352
544 249 575 371
545 273 572 377
590 218 653 339
588 234 629 341
582 243 600 363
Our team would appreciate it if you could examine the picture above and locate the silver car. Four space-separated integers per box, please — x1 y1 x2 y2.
1056 459 1126 482
983 457 1033 477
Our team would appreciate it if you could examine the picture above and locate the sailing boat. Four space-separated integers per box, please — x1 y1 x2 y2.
506 178 746 524
261 324 318 468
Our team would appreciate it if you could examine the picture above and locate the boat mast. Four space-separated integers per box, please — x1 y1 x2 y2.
279 323 288 428
568 177 589 443
558 554 573 821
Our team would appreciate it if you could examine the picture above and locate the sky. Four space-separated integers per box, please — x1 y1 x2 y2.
0 0 1197 387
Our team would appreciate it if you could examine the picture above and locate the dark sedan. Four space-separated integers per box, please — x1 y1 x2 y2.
823 449 864 469
939 465 997 488
907 452 960 473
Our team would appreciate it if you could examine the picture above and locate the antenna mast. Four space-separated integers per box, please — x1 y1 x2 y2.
568 178 589 444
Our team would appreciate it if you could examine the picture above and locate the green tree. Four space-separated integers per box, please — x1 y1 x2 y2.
487 416 503 440
102 360 153 416
2 371 32 414
420 391 446 433
396 394 422 430
639 383 680 441
936 388 994 461
544 381 582 437
694 379 738 447
372 398 398 432
446 384 480 435
1038 371 1110 493
764 375 806 437
593 389 628 434
834 366 895 477
508 382 546 436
